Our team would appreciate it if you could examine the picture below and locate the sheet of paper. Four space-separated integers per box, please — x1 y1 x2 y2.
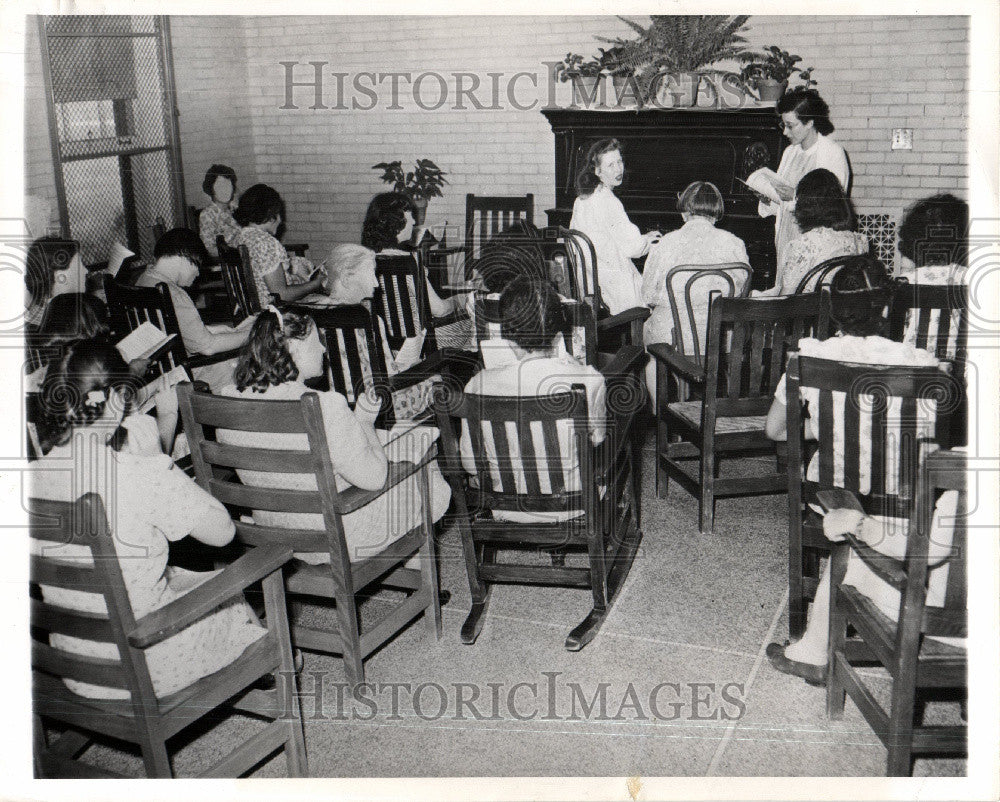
116 322 174 363
135 364 190 413
394 331 426 371
107 242 135 277
743 168 785 204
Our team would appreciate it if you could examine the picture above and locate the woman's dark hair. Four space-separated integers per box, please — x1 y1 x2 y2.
677 181 724 222
37 338 139 454
897 193 969 267
233 308 314 393
575 138 622 197
362 192 413 252
202 164 238 199
477 222 546 294
25 237 79 311
234 184 285 227
153 227 210 269
827 256 891 337
499 275 566 352
38 293 110 345
777 88 834 136
793 169 855 232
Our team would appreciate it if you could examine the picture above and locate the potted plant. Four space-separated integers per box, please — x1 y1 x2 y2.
598 15 751 107
739 46 817 102
596 46 634 90
372 159 448 225
554 52 605 101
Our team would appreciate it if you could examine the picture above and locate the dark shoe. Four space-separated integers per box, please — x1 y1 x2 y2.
765 642 828 687
438 589 451 607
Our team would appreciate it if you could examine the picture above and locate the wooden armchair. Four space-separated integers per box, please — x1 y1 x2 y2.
651 292 826 533
785 355 955 638
465 192 534 267
434 344 647 650
103 275 240 379
374 252 438 354
793 254 875 295
177 383 443 686
218 237 264 325
827 449 967 775
30 493 306 778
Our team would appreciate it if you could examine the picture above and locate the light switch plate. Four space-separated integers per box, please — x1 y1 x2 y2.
891 128 913 150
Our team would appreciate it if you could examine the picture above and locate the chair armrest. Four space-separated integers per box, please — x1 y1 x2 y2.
597 306 650 332
185 348 242 370
127 544 293 649
598 344 647 380
335 451 437 514
389 350 450 391
842 531 907 590
646 342 705 383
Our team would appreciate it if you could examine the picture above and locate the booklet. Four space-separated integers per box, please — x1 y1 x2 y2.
135 364 190 414
116 321 176 363
394 331 426 371
740 167 794 204
107 242 135 277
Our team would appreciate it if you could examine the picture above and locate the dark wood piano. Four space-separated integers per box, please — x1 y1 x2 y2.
542 108 787 290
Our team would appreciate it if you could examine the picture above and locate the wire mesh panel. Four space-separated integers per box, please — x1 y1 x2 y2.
42 15 182 264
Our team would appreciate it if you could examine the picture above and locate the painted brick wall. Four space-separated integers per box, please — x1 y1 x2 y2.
24 18 59 230
227 14 969 260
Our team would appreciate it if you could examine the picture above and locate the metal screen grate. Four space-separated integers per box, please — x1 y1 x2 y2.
41 15 182 265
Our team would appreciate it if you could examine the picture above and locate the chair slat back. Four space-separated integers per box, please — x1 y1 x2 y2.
217 238 262 325
374 253 434 352
888 282 968 364
465 193 534 264
704 293 826 415
176 384 350 559
436 387 591 514
663 263 752 361
311 304 390 409
29 493 154 697
787 355 953 518
103 275 189 377
551 227 602 312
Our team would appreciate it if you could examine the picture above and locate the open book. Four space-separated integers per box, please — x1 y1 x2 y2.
134 364 190 414
740 167 794 205
107 242 135 278
116 321 177 363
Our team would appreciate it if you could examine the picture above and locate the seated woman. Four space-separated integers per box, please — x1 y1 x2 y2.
24 236 88 328
31 339 264 699
763 262 948 683
234 184 325 306
761 168 868 295
641 181 749 392
198 163 241 258
895 193 969 285
216 308 450 564
460 275 607 523
136 228 255 390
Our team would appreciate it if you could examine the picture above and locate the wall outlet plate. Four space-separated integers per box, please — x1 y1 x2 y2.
891 128 914 150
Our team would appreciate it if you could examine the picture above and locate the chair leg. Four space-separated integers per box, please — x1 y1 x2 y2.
418 467 443 640
332 585 364 686
461 544 493 645
886 670 918 776
826 590 848 720
138 735 172 778
655 363 667 498
699 445 715 535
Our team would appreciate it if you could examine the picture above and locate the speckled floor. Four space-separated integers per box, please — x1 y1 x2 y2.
69 437 966 779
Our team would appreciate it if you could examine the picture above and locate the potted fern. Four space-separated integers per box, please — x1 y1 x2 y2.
739 46 817 102
372 159 448 224
598 15 751 107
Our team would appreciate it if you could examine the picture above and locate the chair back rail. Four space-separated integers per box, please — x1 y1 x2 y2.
888 282 968 364
465 193 534 264
374 253 436 352
793 254 866 295
663 263 752 362
217 237 262 324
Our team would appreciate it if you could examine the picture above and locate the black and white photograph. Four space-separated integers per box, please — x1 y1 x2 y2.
2 1 998 798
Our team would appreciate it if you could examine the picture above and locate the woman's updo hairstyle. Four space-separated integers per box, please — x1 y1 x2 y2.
827 255 892 338
793 169 855 233
37 339 138 454
776 88 835 136
575 138 622 197
233 308 314 393
499 275 566 352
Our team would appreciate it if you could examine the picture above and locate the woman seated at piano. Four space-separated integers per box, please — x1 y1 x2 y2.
570 138 662 315
758 88 851 261
758 169 869 295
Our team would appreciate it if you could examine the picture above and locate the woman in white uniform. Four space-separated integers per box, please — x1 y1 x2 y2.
759 89 850 265
570 139 661 315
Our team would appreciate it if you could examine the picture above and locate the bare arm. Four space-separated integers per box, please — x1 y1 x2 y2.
263 266 325 303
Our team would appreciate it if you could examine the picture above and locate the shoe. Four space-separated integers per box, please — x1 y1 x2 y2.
765 642 828 687
438 589 451 607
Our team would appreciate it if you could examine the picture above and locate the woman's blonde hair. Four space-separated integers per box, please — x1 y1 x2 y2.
326 244 377 304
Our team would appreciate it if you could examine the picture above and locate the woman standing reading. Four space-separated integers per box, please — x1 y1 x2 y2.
570 139 661 315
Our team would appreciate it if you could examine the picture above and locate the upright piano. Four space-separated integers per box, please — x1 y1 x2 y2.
541 108 786 290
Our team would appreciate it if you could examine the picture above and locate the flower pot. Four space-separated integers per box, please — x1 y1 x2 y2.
567 73 604 106
410 196 428 226
756 79 787 103
696 74 720 108
651 72 699 108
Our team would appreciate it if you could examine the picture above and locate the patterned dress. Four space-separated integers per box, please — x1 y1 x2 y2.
31 415 264 699
199 203 241 258
236 226 289 308
773 227 869 294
